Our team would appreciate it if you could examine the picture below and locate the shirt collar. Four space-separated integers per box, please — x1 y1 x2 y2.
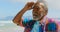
40 16 47 24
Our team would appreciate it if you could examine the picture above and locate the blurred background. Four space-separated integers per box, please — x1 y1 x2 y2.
0 0 60 32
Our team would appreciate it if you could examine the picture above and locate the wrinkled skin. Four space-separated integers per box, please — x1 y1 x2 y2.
32 3 47 21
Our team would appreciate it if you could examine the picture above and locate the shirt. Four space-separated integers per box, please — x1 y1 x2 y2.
19 16 60 32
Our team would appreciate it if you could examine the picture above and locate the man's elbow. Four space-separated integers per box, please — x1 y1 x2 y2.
12 19 16 23
12 19 18 24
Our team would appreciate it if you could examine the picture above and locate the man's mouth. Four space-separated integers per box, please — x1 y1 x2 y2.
33 13 44 20
33 14 41 19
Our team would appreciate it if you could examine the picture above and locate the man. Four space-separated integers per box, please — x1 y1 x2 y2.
13 1 59 32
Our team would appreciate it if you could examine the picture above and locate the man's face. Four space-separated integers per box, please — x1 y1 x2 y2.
33 3 46 20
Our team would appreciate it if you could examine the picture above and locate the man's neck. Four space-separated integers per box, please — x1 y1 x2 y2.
39 16 47 24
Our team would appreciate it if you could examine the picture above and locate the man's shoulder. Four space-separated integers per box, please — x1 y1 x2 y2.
46 18 60 25
47 18 60 30
47 18 60 23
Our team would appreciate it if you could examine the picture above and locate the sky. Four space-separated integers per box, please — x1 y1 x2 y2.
0 0 60 20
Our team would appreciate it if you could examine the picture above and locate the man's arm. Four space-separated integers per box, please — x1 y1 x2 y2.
13 8 27 26
13 2 34 26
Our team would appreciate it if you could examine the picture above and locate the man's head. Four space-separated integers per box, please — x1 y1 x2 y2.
32 2 48 21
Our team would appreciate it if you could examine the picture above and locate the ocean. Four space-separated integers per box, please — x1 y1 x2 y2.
0 21 24 32
0 20 60 32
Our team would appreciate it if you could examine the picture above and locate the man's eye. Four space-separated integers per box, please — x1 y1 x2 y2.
36 7 40 9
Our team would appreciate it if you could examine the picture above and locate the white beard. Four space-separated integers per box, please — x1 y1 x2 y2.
33 13 44 21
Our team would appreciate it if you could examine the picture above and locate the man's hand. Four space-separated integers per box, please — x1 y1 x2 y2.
23 2 34 10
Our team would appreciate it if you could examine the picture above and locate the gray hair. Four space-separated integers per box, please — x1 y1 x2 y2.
39 0 48 15
41 3 48 15
38 0 48 11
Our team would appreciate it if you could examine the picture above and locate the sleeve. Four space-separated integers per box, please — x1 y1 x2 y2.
22 16 33 27
55 20 60 31
45 22 58 32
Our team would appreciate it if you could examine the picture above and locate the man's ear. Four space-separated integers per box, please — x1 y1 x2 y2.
43 12 47 16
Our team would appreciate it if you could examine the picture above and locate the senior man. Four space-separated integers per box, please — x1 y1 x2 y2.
13 1 59 32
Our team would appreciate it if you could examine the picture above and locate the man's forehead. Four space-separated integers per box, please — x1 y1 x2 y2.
40 3 44 6
33 3 47 10
35 3 44 7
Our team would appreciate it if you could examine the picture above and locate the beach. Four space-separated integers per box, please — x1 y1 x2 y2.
0 21 24 32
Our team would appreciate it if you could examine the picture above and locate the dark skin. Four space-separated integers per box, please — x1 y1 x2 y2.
12 2 58 32
13 2 47 26
13 2 35 25
32 2 47 21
